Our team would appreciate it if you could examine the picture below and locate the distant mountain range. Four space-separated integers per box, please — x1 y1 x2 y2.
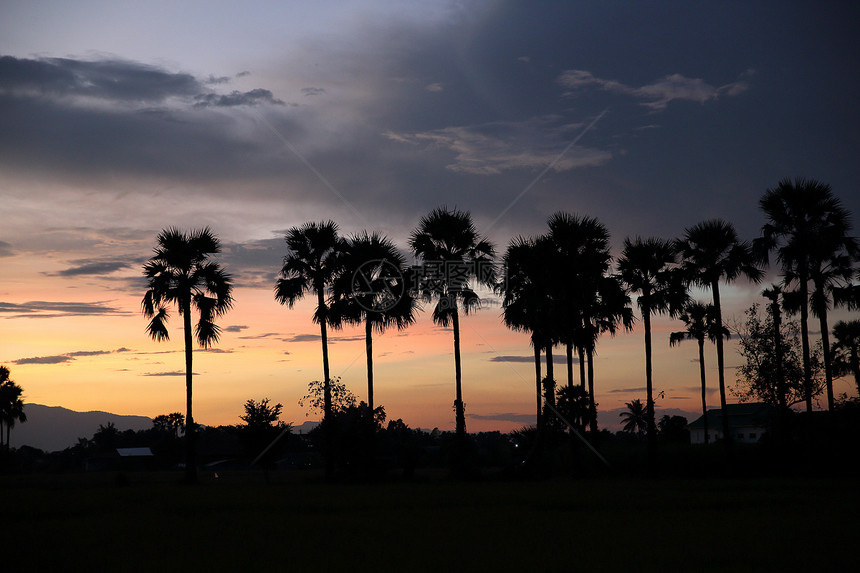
10 404 322 453
10 404 153 453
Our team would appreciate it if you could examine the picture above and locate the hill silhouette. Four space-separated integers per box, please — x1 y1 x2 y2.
10 404 152 452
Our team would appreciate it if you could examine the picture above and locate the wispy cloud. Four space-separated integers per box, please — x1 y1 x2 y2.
13 347 130 365
143 371 199 377
489 354 571 365
0 300 127 318
385 117 611 175
607 386 647 394
0 241 14 257
468 412 534 424
51 259 134 277
557 68 753 111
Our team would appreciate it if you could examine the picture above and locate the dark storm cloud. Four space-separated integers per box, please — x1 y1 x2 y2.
0 55 292 182
0 55 201 102
0 300 125 317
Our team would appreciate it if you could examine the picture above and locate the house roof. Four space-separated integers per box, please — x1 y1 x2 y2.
116 447 153 457
688 403 774 430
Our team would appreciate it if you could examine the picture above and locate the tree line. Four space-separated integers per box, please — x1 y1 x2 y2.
140 177 858 481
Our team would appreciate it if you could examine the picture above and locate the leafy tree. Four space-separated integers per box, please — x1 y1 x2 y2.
658 415 689 443
669 301 729 444
758 178 858 411
555 384 594 433
733 303 824 407
619 399 648 437
678 219 762 447
0 366 26 450
240 398 284 428
141 227 233 483
409 207 496 444
619 237 688 459
274 220 347 478
833 320 860 397
299 377 357 417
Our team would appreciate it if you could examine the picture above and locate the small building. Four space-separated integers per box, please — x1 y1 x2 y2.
688 403 774 444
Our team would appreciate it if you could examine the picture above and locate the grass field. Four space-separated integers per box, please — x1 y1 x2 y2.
5 471 858 572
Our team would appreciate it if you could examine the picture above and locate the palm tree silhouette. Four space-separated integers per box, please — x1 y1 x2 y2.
832 319 860 397
619 237 688 459
619 399 648 437
669 301 729 444
0 366 26 450
759 178 857 411
274 221 347 478
409 207 496 444
332 231 418 411
142 227 233 483
678 219 762 446
499 235 555 429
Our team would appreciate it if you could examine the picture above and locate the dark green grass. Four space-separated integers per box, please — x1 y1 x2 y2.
5 471 857 572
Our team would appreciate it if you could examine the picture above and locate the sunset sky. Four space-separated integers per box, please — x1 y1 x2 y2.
2 1 859 432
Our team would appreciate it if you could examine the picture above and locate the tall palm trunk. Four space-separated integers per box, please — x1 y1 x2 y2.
534 343 542 430
711 280 731 445
365 318 374 411
545 344 555 406
586 346 597 434
451 307 465 438
182 296 197 484
317 287 334 478
798 273 813 413
697 337 709 444
578 346 586 389
566 343 574 388
813 278 835 410
643 300 656 460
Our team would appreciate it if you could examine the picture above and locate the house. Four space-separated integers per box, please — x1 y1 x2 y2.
688 403 774 444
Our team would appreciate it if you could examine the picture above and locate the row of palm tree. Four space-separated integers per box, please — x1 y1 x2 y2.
140 178 858 479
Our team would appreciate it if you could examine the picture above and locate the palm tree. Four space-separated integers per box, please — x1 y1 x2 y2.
499 235 554 429
619 237 688 459
619 399 648 437
669 302 729 444
332 231 418 411
142 227 233 483
580 274 634 433
678 219 762 445
545 213 610 389
0 366 27 450
409 207 496 444
832 320 860 397
759 178 858 411
274 220 347 478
